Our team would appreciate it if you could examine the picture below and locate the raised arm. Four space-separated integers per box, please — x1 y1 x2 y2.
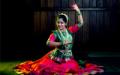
68 4 84 33
72 4 84 27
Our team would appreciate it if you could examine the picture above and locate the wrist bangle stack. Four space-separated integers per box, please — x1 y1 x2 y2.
77 10 81 15
77 13 81 15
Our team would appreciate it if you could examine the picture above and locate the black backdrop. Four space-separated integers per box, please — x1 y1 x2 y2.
2 0 120 61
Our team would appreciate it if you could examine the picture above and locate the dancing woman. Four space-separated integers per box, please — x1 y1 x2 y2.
14 3 104 75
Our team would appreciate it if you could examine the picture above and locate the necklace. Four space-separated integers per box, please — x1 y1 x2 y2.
58 29 69 41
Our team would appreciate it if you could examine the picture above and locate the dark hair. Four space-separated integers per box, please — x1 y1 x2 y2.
57 14 68 23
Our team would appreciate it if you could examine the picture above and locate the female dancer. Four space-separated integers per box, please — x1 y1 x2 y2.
14 3 104 75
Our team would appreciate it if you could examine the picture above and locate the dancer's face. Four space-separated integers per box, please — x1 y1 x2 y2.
56 18 66 30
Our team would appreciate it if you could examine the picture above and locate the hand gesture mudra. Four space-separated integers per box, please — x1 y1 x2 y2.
63 40 71 46
72 4 80 12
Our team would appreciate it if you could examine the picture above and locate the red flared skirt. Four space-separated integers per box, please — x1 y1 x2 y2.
14 50 104 75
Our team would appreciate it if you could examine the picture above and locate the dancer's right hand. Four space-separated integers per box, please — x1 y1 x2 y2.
63 40 72 46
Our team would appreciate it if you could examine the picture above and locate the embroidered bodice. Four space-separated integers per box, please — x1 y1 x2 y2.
47 24 80 62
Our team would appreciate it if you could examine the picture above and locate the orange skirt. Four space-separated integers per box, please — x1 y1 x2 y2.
14 50 104 75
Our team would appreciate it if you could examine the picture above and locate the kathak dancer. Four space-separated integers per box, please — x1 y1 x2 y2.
14 3 104 75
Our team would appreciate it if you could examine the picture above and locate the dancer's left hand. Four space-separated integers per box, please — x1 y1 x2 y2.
72 4 80 12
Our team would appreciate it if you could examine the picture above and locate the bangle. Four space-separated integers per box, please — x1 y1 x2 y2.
77 11 81 15
77 13 81 15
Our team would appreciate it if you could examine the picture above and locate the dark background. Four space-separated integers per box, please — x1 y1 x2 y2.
2 0 120 62
1 0 120 74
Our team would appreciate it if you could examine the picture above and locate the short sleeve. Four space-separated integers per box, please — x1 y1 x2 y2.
68 24 80 33
47 33 56 42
